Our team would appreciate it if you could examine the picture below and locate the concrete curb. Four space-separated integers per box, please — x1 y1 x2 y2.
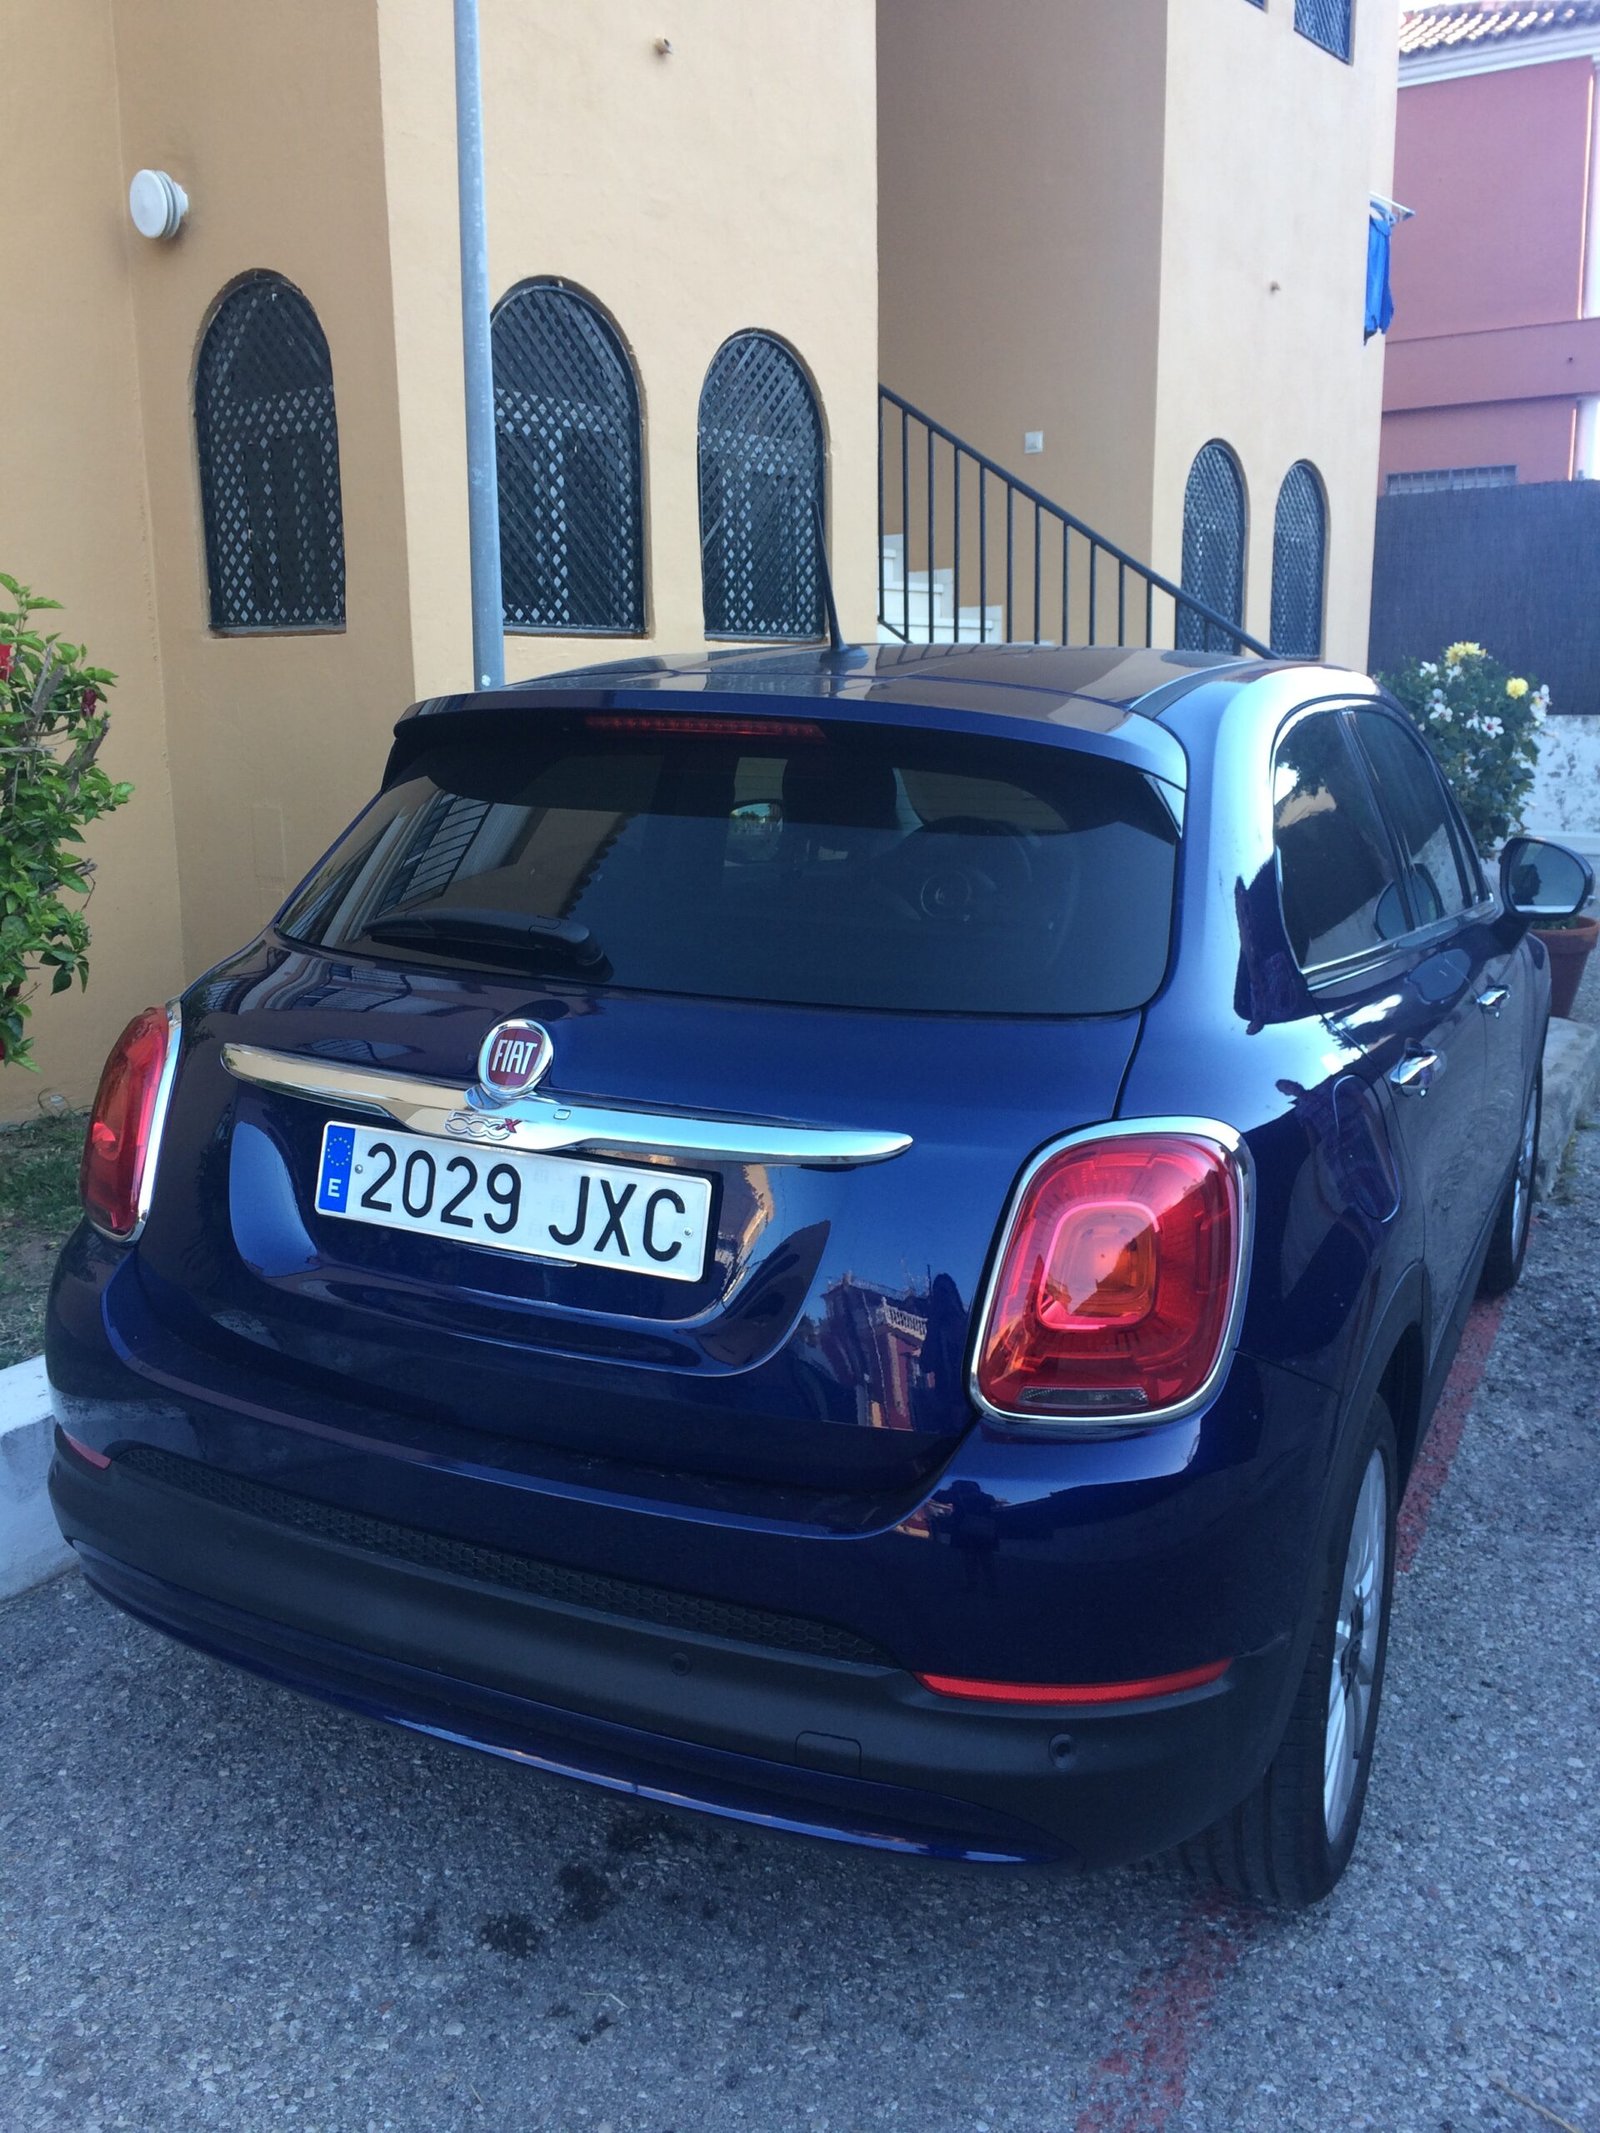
1537 1015 1600 1199
0 1018 1595 1609
0 1355 71 1603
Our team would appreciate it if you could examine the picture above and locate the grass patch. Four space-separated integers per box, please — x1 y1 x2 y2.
0 1115 84 1368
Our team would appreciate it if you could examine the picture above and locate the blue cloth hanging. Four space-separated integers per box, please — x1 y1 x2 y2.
1365 208 1395 342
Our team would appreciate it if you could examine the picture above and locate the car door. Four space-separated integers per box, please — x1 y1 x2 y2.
1271 706 1490 1360
1346 707 1507 1325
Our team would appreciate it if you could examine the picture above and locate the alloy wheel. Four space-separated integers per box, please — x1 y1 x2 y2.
1324 1446 1388 1844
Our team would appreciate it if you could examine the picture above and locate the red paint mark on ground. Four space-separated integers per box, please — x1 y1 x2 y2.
1071 1296 1507 2131
1396 1296 1506 1573
1071 1901 1248 2133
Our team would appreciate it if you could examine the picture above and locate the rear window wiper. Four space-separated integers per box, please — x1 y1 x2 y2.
362 906 611 977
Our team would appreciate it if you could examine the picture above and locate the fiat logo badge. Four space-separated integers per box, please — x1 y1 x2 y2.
474 1019 552 1106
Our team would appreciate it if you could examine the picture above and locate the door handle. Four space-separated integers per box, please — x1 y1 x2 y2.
1390 1048 1441 1095
1476 985 1510 1017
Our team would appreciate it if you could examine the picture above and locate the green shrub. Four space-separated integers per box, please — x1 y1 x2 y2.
1 577 132 1071
1379 640 1545 858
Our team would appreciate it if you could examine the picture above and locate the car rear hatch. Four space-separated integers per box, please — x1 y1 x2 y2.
129 688 1183 1510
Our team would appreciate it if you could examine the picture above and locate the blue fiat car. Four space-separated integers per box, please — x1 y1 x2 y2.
46 644 1591 1908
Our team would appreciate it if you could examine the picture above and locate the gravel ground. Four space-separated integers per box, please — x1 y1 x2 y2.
2 1008 1596 2133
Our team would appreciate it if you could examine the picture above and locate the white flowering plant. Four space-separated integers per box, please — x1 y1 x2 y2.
1379 641 1546 857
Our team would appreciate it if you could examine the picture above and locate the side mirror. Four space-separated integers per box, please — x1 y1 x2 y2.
1499 836 1595 920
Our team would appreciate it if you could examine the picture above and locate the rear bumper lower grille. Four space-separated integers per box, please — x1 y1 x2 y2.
53 1436 1279 1868
115 1445 887 1666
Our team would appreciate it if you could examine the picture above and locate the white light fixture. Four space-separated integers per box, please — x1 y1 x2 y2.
128 169 188 242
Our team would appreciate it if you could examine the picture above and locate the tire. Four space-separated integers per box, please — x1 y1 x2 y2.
1180 1394 1398 1909
1479 1067 1540 1296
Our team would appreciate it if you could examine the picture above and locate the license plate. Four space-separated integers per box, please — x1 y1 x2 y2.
314 1121 712 1282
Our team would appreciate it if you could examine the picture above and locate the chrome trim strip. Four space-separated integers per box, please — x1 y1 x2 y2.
220 1041 912 1169
966 1115 1256 1437
91 999 184 1244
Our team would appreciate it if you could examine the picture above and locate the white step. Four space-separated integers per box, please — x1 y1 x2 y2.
878 604 1006 645
885 569 956 625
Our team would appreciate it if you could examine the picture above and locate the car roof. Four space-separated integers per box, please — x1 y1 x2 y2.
392 642 1315 790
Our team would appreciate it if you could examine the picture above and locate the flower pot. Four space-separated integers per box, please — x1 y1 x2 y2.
1532 914 1600 1019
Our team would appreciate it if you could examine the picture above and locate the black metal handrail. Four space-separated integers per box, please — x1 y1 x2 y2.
878 385 1272 658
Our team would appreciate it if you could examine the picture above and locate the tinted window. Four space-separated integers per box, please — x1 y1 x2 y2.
1351 712 1478 925
282 720 1178 1016
1273 712 1406 971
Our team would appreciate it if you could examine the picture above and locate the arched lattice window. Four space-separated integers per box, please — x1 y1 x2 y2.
1271 461 1328 658
196 274 345 631
699 334 824 639
492 282 643 633
1177 441 1247 651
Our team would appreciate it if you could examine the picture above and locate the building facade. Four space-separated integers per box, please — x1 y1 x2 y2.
1383 2 1600 490
880 0 1396 672
1 0 1395 1121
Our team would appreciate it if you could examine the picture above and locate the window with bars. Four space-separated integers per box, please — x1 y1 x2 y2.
1177 441 1247 652
1271 462 1327 658
1295 0 1353 59
1385 465 1516 496
491 282 644 634
195 274 345 632
699 334 825 640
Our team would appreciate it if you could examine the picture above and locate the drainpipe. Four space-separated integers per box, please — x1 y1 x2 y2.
454 0 504 689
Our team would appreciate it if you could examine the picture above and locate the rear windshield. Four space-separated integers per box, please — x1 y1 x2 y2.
278 715 1178 1016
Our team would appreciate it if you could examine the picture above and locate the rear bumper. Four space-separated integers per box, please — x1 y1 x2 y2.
51 1438 1289 1868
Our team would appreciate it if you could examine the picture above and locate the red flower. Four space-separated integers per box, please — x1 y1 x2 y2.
81 684 98 712
0 642 14 680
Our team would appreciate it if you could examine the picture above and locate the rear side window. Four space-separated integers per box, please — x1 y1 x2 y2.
1273 711 1406 972
280 716 1179 1016
1350 710 1480 923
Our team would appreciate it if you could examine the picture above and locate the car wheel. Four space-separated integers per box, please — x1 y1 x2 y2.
1180 1394 1397 1909
1479 1067 1540 1296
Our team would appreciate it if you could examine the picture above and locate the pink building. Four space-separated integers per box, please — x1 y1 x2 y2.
1383 3 1600 492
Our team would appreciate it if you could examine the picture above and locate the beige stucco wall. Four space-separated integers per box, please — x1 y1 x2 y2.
0 0 185 1125
1153 1 1396 669
6 0 880 1113
877 0 1169 565
878 0 1395 669
378 0 881 694
110 0 418 981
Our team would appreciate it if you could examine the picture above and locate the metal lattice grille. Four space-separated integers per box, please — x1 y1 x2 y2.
1177 442 1247 652
1271 461 1327 658
1295 0 1352 58
196 275 345 632
1386 465 1516 496
492 283 643 634
699 334 824 639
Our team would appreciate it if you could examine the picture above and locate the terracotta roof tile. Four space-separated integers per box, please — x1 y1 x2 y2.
1401 4 1600 54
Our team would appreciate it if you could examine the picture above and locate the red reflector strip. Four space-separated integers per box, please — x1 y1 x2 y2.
61 1431 112 1471
915 1659 1229 1706
583 714 826 741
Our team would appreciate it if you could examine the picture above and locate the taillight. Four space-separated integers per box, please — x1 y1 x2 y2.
973 1128 1246 1424
79 1005 179 1240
